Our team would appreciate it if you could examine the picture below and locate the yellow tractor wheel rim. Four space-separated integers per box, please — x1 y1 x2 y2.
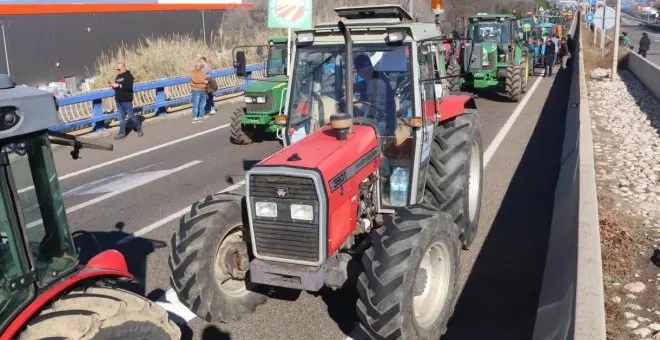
525 60 529 83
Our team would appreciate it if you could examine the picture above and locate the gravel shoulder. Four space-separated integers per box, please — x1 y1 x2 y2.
584 29 660 339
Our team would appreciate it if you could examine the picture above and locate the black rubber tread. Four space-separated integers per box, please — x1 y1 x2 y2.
168 193 267 323
504 64 522 102
423 112 483 249
446 60 461 93
230 107 254 145
18 286 180 340
356 204 461 340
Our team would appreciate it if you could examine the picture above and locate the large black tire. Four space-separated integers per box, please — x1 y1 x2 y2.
423 112 484 249
356 205 461 340
505 64 522 102
230 107 255 145
446 61 461 93
18 286 180 339
168 193 267 323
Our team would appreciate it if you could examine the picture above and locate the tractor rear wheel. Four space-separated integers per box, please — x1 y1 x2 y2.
505 64 522 102
230 107 255 145
356 205 460 340
168 194 267 323
423 112 483 249
18 286 180 339
446 61 461 93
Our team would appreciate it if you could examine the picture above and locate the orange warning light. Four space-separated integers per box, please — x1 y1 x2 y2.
431 0 444 15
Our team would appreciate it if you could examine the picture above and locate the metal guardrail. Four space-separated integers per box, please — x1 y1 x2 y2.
52 63 266 132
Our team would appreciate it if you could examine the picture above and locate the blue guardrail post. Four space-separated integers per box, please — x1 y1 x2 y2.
155 85 167 116
91 98 105 132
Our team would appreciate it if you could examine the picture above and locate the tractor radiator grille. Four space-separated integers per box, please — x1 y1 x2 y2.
245 92 274 113
248 174 320 263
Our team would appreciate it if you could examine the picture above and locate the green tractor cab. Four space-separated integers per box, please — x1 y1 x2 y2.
231 36 289 145
457 13 530 102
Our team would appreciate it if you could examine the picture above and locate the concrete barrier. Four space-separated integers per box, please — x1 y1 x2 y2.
622 50 660 100
532 13 607 340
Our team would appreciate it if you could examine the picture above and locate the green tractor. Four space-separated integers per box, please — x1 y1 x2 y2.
231 36 289 145
452 13 530 102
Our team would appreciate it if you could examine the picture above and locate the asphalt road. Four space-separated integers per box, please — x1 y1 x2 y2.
44 66 571 340
606 13 660 66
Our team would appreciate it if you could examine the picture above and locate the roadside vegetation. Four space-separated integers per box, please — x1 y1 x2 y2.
91 0 542 89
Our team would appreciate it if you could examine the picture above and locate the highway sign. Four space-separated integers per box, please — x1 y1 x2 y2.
585 12 594 23
267 0 313 29
593 5 616 30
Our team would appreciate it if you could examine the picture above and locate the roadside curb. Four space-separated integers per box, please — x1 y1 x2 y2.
532 14 606 340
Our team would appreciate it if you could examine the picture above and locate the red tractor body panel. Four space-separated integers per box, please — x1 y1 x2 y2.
259 125 380 256
1 250 134 340
423 94 476 122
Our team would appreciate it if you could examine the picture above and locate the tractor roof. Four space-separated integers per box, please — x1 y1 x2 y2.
0 75 61 140
269 36 289 44
306 5 441 42
469 13 516 20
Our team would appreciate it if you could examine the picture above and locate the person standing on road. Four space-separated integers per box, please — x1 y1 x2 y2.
190 60 209 123
551 34 560 65
543 37 556 77
639 32 651 58
559 37 570 70
112 61 143 139
567 34 574 54
200 57 217 116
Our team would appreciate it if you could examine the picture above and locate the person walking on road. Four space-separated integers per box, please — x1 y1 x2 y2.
639 32 651 58
190 60 209 123
112 61 143 139
543 37 556 77
559 37 570 70
567 34 575 54
200 57 217 116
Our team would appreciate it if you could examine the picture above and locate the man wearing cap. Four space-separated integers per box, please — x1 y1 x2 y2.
353 54 390 135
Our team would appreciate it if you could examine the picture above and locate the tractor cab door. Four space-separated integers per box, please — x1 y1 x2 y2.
266 43 288 77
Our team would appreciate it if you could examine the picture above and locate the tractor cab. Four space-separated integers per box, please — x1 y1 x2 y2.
264 36 288 77
278 5 452 207
467 13 523 66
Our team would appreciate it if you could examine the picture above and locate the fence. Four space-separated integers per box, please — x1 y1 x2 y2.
52 63 266 132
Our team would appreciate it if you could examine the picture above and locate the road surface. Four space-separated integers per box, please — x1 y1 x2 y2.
42 66 572 340
608 13 660 66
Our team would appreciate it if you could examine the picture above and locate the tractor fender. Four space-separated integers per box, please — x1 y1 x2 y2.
1 250 134 340
434 93 477 123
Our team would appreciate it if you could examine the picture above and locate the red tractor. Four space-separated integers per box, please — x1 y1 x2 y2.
0 75 179 339
169 5 483 339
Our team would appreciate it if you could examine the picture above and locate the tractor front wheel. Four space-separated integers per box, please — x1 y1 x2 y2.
168 194 267 323
230 107 256 145
356 205 461 340
505 64 522 102
18 286 180 339
446 60 461 93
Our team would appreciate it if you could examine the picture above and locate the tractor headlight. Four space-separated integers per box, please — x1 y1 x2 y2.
245 97 254 103
256 96 267 104
290 204 313 221
255 202 277 218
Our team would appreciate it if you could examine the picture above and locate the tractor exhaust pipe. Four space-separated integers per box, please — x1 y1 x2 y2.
330 20 353 141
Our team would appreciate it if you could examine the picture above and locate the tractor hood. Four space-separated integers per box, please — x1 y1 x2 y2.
255 124 379 185
244 75 288 93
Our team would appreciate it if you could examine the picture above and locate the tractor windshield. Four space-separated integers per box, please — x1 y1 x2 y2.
1 133 77 288
286 43 414 144
468 21 511 44
266 44 287 77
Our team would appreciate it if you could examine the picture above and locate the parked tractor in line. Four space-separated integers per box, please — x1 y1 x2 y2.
168 4 484 340
450 13 529 102
231 36 289 145
0 75 179 339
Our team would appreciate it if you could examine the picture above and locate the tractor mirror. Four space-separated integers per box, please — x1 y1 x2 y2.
235 51 247 78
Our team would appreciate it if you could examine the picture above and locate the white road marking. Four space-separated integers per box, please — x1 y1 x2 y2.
115 179 246 245
155 289 198 325
17 124 230 195
26 160 202 229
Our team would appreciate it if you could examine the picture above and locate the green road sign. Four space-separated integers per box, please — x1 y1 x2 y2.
268 0 313 29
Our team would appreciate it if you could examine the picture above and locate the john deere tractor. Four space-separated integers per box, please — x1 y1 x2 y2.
230 36 289 145
454 13 530 102
169 4 484 340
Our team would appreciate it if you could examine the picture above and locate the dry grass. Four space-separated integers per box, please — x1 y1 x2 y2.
581 25 629 75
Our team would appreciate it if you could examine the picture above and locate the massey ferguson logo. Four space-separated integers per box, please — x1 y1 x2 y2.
275 187 288 197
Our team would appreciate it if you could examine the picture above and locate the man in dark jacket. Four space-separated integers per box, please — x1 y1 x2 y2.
639 32 651 58
543 37 556 77
567 34 575 54
112 61 143 139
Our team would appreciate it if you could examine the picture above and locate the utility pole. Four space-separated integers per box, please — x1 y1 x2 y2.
611 0 622 79
201 10 207 45
1 22 9 77
600 3 606 50
594 3 599 45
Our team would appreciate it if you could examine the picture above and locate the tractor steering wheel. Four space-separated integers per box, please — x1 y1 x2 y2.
352 100 385 120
